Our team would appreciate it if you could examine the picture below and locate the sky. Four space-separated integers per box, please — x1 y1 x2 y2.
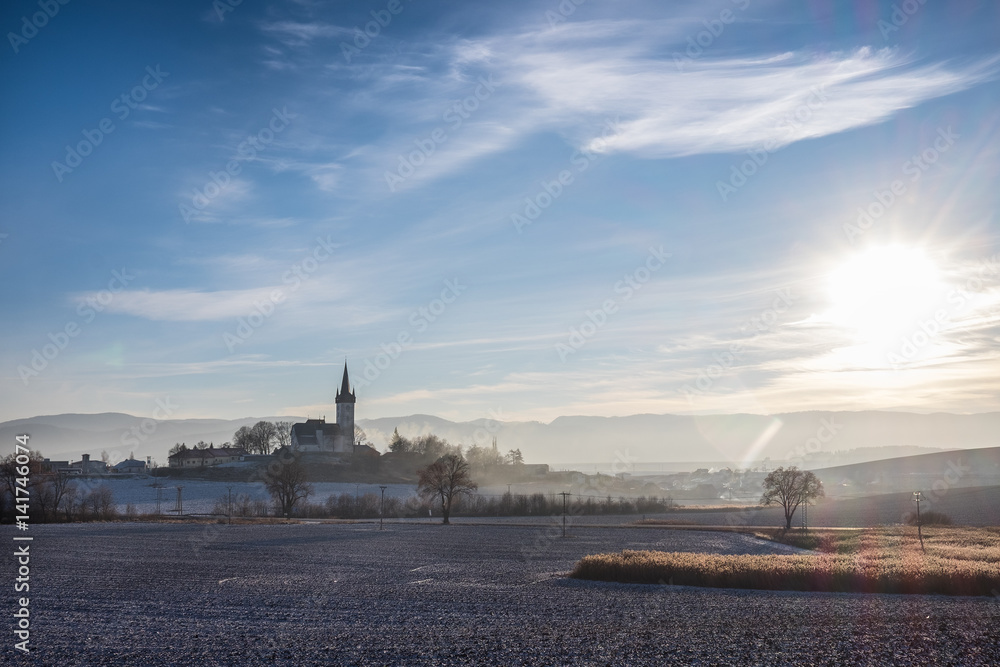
1 0 999 425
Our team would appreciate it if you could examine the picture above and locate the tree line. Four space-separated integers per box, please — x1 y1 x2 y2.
0 451 123 522
169 420 295 458
389 429 524 466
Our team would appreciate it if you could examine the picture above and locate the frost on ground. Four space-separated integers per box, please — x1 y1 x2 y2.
84 477 417 514
8 523 1000 666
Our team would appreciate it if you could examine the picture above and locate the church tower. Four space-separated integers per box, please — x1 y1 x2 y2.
334 362 356 452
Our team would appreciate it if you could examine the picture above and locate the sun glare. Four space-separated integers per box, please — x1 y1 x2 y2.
826 246 945 344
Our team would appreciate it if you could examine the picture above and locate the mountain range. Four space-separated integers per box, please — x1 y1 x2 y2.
2 411 997 470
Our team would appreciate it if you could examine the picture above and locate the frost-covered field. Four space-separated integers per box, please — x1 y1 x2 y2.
8 522 1000 665
84 477 419 514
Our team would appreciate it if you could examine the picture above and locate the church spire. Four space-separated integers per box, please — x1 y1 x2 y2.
336 361 356 404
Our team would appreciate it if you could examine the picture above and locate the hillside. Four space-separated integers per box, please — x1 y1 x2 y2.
811 446 1000 497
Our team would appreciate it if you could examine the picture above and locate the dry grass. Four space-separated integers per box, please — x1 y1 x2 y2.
570 526 1000 596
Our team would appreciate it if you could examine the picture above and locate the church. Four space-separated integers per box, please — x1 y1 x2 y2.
290 363 360 455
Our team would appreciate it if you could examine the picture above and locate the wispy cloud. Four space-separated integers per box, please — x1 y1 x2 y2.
324 21 996 191
259 21 352 47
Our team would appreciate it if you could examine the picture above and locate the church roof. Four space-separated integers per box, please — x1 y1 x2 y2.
336 362 356 404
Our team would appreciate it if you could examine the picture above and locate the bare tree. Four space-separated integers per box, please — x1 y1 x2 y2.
263 453 314 516
168 443 188 457
465 444 504 469
232 422 279 455
354 425 370 447
760 466 824 530
417 454 478 524
232 426 254 452
251 421 279 455
0 451 49 520
273 421 293 450
85 485 117 521
35 472 72 522
60 484 80 521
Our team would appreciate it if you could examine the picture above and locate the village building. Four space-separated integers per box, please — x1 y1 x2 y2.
68 453 108 475
112 458 148 474
168 445 246 468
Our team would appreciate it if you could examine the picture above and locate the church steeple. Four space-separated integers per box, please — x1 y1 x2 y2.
336 361 356 404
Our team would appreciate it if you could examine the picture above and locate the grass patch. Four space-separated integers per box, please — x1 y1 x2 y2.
630 518 699 526
570 526 1000 596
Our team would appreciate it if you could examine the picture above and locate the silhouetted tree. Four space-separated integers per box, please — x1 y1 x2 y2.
417 454 477 524
413 434 449 459
250 421 278 455
263 454 313 516
760 466 824 530
505 448 524 465
389 428 411 453
233 421 279 455
273 421 293 450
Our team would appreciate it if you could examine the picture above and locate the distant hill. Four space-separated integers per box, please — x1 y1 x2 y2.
811 446 1000 497
363 411 998 468
2 410 998 468
0 413 302 465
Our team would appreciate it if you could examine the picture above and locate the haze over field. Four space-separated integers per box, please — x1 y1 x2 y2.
4 410 998 469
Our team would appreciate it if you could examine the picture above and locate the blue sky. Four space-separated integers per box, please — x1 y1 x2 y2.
2 0 999 424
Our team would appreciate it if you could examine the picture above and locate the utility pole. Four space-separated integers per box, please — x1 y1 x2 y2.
913 491 925 551
559 492 571 538
379 486 387 531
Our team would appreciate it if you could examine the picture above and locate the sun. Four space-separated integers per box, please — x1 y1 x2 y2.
825 246 945 344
